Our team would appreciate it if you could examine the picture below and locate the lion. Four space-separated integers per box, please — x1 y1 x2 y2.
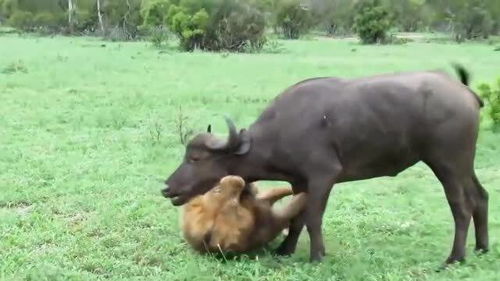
181 175 307 254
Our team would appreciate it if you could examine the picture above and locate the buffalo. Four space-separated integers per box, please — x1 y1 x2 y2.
162 65 488 264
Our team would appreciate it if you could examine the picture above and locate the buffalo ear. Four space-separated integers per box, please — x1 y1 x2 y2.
234 129 251 155
207 124 212 133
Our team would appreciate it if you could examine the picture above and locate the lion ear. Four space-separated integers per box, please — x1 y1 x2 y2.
220 176 245 189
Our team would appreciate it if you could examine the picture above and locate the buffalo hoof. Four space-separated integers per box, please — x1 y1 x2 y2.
435 261 461 272
445 256 465 265
274 242 296 256
436 257 465 272
474 247 489 255
309 252 325 263
309 247 326 263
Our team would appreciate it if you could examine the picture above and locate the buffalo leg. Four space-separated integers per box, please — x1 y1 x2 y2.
275 182 307 256
304 176 337 261
472 173 489 253
427 161 474 264
275 212 305 256
275 181 306 256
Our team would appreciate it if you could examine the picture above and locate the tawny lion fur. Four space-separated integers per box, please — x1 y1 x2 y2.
181 176 307 253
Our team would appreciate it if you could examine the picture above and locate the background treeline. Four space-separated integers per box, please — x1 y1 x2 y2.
0 0 499 51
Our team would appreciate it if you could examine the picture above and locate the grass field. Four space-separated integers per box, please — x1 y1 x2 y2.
1 34 499 281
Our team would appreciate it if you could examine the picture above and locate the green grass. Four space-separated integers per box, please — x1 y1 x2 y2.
0 34 499 281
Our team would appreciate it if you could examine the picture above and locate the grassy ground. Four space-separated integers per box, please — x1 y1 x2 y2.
0 34 499 281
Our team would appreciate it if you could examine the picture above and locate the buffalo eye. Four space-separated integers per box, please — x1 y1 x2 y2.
188 155 201 163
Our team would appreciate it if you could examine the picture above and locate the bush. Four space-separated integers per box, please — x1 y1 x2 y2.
165 0 266 52
102 0 143 40
32 11 66 33
354 0 392 44
1 0 18 18
210 0 267 51
74 9 97 33
261 38 286 53
7 10 34 31
141 0 170 27
310 0 356 37
275 0 313 39
478 79 500 130
148 25 169 48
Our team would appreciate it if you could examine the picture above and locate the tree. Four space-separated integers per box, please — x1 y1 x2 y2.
275 0 313 39
427 0 496 40
100 0 143 40
454 0 493 40
384 0 429 32
67 0 75 32
310 0 356 36
354 0 392 44
165 0 267 52
141 0 170 27
96 0 104 33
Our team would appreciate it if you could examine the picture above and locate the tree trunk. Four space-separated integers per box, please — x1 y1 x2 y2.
97 0 105 34
68 0 74 33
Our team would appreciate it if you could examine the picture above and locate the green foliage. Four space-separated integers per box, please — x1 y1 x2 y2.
0 0 5 19
1 0 499 44
7 10 34 31
310 0 356 36
479 79 500 130
261 38 286 53
1 36 500 281
275 0 312 39
386 0 430 32
74 9 97 33
148 26 169 48
165 0 266 52
102 0 144 40
1 0 19 18
33 11 66 33
165 4 207 50
354 0 392 44
454 1 494 41
426 0 497 41
141 0 170 27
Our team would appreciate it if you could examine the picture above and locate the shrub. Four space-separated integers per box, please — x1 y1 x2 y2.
141 0 170 27
102 0 143 40
74 9 97 33
309 0 356 37
354 0 392 44
166 5 209 51
33 12 57 27
275 0 313 39
149 25 169 48
209 0 267 51
32 11 66 33
1 0 18 19
0 0 5 20
478 79 500 130
261 38 286 53
7 10 34 31
165 0 266 52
